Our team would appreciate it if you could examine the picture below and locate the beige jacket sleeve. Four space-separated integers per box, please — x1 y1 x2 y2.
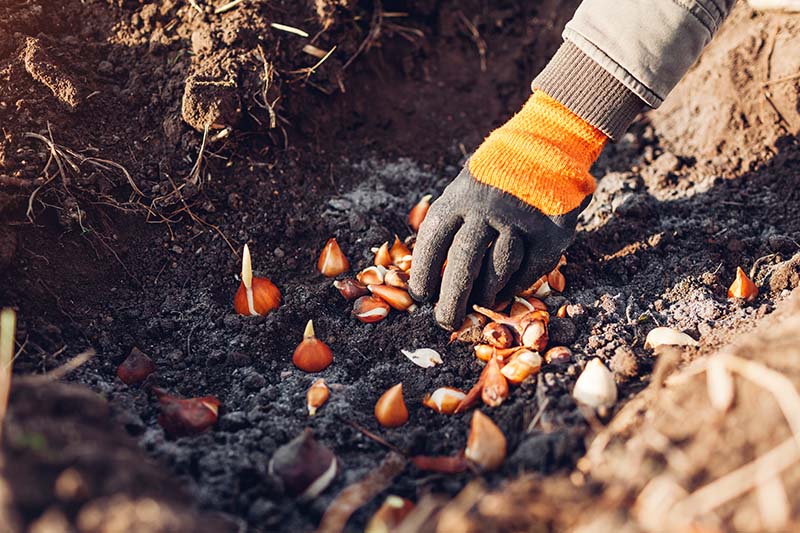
534 0 736 139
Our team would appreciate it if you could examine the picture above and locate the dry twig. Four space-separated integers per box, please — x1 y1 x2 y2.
341 0 383 72
16 349 96 385
456 11 487 72
317 452 407 533
335 414 405 455
188 124 210 187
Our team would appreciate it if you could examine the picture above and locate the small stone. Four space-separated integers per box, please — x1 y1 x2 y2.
273 248 285 258
243 372 266 391
219 411 249 432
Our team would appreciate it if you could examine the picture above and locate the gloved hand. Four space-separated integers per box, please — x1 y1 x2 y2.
409 91 607 330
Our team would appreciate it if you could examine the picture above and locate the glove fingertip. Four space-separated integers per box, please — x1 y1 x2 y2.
434 305 459 332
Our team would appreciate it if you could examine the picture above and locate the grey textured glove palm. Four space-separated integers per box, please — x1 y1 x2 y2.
408 167 588 330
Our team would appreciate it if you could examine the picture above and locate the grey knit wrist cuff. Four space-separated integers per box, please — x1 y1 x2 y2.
532 40 647 141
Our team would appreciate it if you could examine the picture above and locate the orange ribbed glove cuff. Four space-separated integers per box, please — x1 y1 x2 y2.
468 91 607 216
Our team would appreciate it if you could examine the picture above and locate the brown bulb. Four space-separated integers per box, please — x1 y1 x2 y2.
465 410 506 471
374 383 408 428
317 238 350 277
292 320 333 372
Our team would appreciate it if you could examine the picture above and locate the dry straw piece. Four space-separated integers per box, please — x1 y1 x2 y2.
706 356 735 412
0 308 16 442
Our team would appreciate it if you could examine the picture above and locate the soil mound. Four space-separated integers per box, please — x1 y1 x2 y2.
649 4 800 175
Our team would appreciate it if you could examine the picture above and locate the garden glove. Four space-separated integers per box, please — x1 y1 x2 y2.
409 91 607 330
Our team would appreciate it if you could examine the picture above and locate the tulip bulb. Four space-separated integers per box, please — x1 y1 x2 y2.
501 350 542 385
154 388 220 437
728 266 758 302
374 242 392 267
357 265 387 286
481 355 509 407
422 387 466 414
473 305 548 351
384 269 410 290
465 410 506 471
408 194 432 232
234 244 281 316
389 236 412 265
520 275 549 297
520 318 548 351
374 383 409 428
368 284 415 311
117 347 156 385
317 238 350 277
333 279 369 301
352 295 390 323
572 358 617 409
269 429 337 500
293 320 333 372
482 322 515 349
547 269 566 292
307 378 329 416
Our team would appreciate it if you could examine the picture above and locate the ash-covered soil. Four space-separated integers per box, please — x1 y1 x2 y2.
1 1 799 532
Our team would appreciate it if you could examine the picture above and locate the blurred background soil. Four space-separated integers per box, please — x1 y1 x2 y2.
0 0 799 531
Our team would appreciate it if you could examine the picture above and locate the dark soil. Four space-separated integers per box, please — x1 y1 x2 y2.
1 1 799 532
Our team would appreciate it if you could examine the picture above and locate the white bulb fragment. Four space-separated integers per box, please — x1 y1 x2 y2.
401 348 443 368
572 358 618 408
644 327 699 350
